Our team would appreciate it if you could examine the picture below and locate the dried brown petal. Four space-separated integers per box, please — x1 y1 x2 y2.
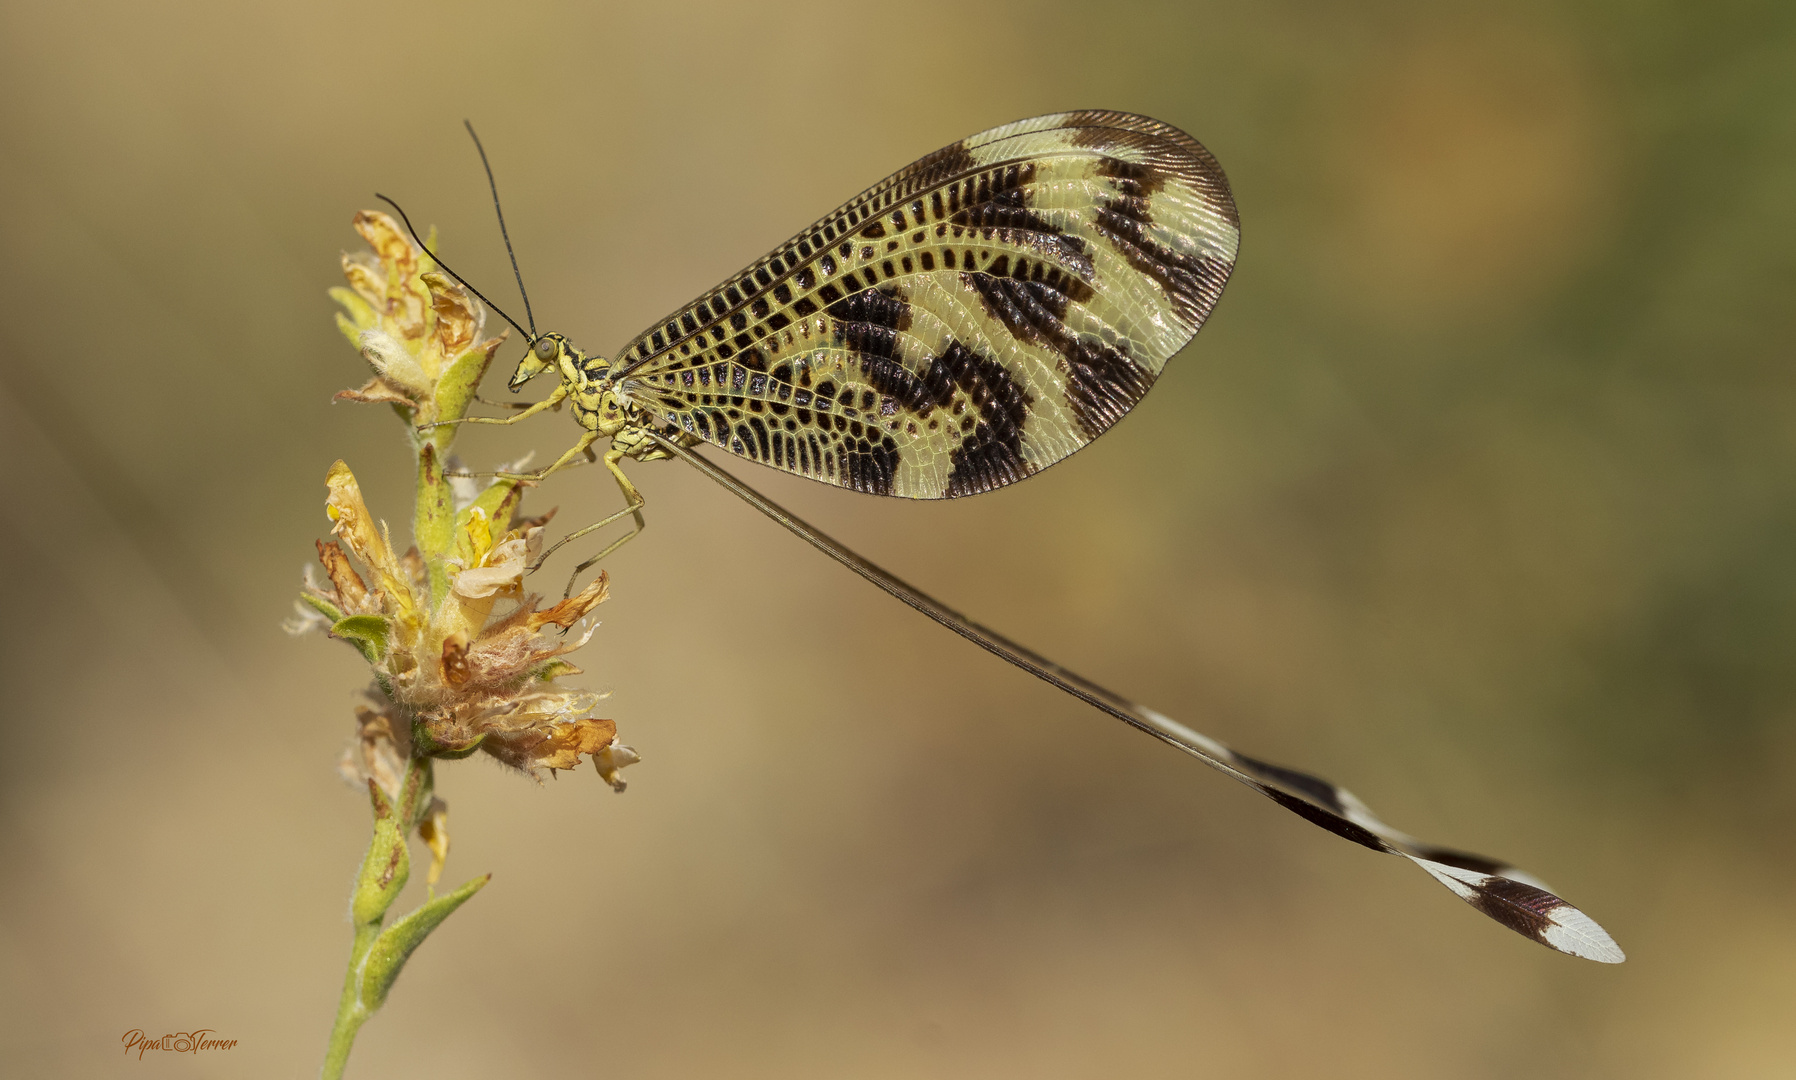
513 506 558 533
334 376 419 409
350 211 427 335
315 539 373 614
352 211 418 282
422 271 480 355
343 702 409 799
458 622 555 687
325 461 414 618
529 573 610 632
341 251 386 308
484 717 617 773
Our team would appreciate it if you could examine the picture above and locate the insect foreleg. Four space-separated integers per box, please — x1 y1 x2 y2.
532 446 649 598
471 393 538 410
494 429 599 483
418 383 568 431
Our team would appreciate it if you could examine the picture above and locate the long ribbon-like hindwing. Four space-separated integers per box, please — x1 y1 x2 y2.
651 435 1624 964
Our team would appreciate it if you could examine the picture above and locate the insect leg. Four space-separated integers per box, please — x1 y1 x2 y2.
418 383 568 431
442 455 596 482
531 446 648 597
471 394 537 410
494 430 599 483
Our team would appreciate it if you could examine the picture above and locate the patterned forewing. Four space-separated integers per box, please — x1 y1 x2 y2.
614 111 1240 498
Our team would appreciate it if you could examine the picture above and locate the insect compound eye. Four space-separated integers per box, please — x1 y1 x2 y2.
533 337 557 360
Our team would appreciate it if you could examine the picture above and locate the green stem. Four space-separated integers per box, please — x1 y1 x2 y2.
319 775 405 1080
318 760 485 1080
415 442 454 607
320 923 379 1080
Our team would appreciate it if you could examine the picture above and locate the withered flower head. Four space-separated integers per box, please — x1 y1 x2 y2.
329 210 507 428
291 460 639 791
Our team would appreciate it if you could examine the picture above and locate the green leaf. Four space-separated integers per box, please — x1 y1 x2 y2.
302 591 346 624
359 873 491 1011
330 614 390 663
334 312 364 350
433 342 499 431
530 658 581 682
330 286 377 334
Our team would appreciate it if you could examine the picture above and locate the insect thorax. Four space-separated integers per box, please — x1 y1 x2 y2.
535 338 633 439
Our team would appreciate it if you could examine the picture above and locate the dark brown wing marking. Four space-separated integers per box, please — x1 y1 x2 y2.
613 111 1240 498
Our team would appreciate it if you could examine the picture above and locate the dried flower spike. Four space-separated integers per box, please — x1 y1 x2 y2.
306 213 639 1080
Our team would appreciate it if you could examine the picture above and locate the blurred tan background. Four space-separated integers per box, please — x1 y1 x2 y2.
3 0 1793 1076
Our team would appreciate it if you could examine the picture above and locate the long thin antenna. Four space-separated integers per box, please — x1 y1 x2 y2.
373 193 534 343
463 120 537 337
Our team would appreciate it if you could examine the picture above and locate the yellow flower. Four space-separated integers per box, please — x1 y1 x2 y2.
295 461 637 789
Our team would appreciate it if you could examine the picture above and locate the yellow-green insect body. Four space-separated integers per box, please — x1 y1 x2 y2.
511 333 678 459
453 332 684 594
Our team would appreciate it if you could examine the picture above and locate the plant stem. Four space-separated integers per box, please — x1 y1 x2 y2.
320 923 379 1080
318 761 484 1079
318 771 410 1080
415 441 455 607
